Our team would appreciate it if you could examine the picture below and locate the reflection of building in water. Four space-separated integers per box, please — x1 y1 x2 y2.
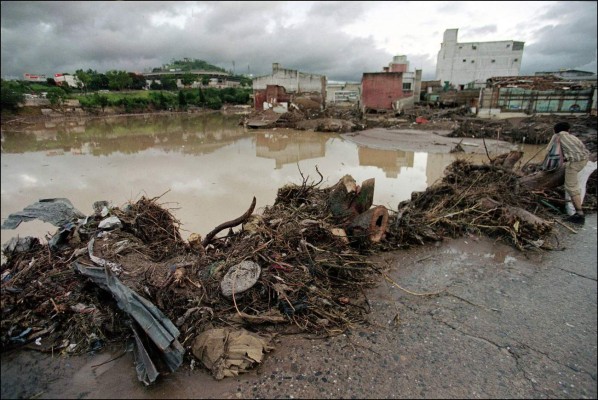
255 132 327 169
70 142 94 155
426 153 453 186
358 147 414 178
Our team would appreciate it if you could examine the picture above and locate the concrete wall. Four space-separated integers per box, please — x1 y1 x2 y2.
253 85 293 110
414 69 422 102
394 96 415 113
436 28 524 87
253 63 326 94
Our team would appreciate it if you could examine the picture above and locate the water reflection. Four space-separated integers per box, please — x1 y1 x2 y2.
256 131 327 169
2 113 251 157
1 113 545 247
358 147 414 178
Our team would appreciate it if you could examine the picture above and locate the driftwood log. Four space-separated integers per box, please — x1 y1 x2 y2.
492 151 524 169
520 166 565 191
202 197 257 247
477 197 553 234
490 149 566 191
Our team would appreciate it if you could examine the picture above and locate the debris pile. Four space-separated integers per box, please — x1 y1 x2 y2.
388 158 560 250
1 155 594 383
449 114 597 146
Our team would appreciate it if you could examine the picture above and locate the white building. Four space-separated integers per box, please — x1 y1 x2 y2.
54 73 81 88
252 63 326 94
435 28 524 89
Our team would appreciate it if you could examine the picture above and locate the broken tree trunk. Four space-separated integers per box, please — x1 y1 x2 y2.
352 178 375 214
328 175 377 220
519 166 565 191
347 205 389 243
327 175 389 244
477 197 553 233
328 175 358 221
492 151 523 169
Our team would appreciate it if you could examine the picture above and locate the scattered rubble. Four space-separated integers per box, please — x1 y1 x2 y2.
2 102 597 385
2 145 595 384
244 103 596 155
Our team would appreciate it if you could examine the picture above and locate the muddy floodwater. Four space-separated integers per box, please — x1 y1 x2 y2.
1 112 545 247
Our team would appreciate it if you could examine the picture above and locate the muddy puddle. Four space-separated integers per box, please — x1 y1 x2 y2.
1 113 544 248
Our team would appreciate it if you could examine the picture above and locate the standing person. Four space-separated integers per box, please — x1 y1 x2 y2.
545 121 590 224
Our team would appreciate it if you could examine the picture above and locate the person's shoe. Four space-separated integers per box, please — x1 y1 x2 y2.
565 213 585 225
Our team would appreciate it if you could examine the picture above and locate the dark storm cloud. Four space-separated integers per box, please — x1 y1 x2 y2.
1 1 596 82
461 25 498 38
521 1 597 73
1 1 393 81
307 1 366 21
1 1 188 76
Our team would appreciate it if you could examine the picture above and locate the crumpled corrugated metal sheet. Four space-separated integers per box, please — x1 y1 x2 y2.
73 261 185 385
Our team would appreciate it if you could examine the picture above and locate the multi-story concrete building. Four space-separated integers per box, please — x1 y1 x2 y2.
436 28 524 89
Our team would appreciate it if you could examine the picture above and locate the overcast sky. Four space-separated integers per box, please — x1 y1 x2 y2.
1 1 596 82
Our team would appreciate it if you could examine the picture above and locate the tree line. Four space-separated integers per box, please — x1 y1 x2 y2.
1 72 253 113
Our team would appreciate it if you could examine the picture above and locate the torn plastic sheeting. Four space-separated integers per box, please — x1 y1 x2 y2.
73 261 185 381
1 236 40 255
1 198 86 230
88 237 122 274
48 222 76 252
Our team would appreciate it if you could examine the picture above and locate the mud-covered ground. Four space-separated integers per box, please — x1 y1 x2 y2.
1 214 596 399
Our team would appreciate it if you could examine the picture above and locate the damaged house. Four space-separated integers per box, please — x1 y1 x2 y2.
361 55 422 113
252 63 327 112
477 75 596 118
326 81 361 106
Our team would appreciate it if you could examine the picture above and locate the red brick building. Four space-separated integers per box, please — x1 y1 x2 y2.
361 55 421 113
361 72 405 112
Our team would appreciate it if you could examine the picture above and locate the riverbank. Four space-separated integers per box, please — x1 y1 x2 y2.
1 105 249 127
